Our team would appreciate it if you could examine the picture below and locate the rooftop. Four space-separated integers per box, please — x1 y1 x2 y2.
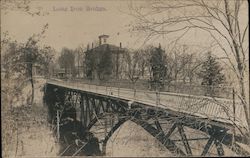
86 44 127 53
98 34 109 38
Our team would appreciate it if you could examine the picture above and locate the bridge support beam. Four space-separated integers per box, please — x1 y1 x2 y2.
132 118 186 156
177 124 192 156
44 83 250 157
201 137 214 156
214 139 224 156
101 118 128 155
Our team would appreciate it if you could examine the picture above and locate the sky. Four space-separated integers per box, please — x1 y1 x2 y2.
1 0 248 57
1 0 216 52
2 0 133 51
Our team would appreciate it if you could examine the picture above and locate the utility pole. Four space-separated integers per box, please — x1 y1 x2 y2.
156 81 160 106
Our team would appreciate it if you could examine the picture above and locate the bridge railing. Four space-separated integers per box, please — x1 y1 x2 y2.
47 78 247 128
66 78 234 99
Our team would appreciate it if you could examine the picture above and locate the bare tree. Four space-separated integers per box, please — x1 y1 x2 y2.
181 53 203 84
159 45 198 86
168 45 194 84
140 45 155 81
124 50 142 84
58 48 76 78
1 0 48 16
74 45 86 78
128 0 249 134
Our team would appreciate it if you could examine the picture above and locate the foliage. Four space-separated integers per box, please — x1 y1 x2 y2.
85 49 97 80
199 52 225 86
149 45 166 89
1 24 54 105
97 45 113 80
198 52 225 96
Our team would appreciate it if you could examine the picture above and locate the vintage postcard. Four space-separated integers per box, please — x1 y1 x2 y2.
1 0 249 157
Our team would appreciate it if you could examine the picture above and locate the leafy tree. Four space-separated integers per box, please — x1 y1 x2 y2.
97 44 113 80
199 52 225 95
149 44 166 90
85 48 96 80
2 24 54 106
199 52 225 86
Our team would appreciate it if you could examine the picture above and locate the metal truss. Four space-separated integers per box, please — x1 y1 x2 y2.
44 83 250 156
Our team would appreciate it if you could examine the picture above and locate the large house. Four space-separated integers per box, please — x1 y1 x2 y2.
84 35 128 80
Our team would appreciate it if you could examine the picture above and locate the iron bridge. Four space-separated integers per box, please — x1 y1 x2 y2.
43 79 250 156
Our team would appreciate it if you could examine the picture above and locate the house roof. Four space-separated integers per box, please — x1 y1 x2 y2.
98 34 109 38
86 44 128 53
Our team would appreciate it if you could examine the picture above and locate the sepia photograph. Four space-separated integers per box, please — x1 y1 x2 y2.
1 0 249 157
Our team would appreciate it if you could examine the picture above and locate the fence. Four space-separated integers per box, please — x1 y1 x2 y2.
66 78 233 99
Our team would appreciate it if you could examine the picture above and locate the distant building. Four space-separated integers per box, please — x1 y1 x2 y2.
84 35 128 80
53 68 66 78
32 64 44 77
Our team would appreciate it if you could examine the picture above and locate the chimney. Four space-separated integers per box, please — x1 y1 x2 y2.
99 38 101 46
87 44 89 51
92 42 94 49
120 42 122 48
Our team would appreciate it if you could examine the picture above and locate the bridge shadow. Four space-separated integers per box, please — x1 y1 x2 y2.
56 106 102 156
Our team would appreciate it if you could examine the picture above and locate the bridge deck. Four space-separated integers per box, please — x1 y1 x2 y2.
46 79 247 128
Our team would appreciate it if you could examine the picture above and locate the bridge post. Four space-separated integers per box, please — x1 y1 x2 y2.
177 124 192 156
56 110 60 141
214 139 224 156
80 94 85 128
201 137 214 156
118 82 120 97
105 83 108 95
156 90 160 106
85 95 90 128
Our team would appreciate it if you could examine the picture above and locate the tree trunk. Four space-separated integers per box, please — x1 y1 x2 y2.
239 76 250 133
30 65 34 106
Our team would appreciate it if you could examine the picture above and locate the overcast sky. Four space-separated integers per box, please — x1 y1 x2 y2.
1 0 248 57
